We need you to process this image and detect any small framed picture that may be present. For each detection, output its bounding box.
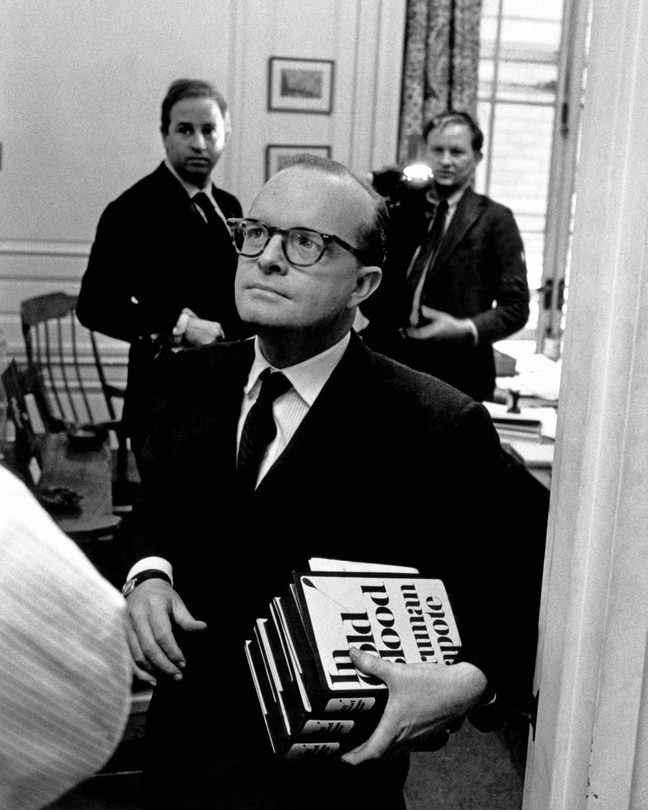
[268,57,335,114]
[265,145,331,181]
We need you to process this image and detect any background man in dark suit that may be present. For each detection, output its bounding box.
[361,110,530,402]
[120,155,528,809]
[77,78,249,460]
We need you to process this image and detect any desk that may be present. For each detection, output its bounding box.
[36,432,121,540]
[2,431,126,587]
[483,400,555,490]
[502,439,553,490]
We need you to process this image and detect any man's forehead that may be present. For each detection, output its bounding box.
[428,122,472,143]
[250,168,370,230]
[170,97,222,121]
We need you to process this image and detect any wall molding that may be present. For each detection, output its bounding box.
[0,240,91,258]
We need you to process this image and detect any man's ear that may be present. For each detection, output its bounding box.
[348,266,382,309]
[223,111,233,144]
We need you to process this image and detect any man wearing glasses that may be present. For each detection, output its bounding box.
[121,155,524,809]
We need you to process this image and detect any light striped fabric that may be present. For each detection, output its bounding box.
[0,465,132,810]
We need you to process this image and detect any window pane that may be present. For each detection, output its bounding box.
[487,104,555,217]
[501,0,564,22]
[481,0,501,17]
[493,61,558,103]
[478,0,568,346]
[479,59,495,93]
[499,19,561,62]
[475,101,491,192]
[518,230,545,292]
[480,17,499,59]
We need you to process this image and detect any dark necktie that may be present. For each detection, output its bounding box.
[237,370,292,493]
[406,199,449,294]
[193,191,221,229]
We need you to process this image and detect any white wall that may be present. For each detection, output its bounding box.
[0,0,405,364]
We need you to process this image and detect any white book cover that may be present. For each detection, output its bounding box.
[295,572,460,694]
[308,558,419,574]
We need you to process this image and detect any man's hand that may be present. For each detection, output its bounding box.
[405,306,476,343]
[173,307,225,346]
[125,579,207,682]
[340,648,488,765]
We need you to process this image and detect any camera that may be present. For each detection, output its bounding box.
[370,162,434,211]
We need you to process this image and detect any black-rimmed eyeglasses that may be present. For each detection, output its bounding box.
[227,218,364,268]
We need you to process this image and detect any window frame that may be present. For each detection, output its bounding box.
[476,0,590,358]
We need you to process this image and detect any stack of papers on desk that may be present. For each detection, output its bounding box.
[496,352,562,403]
[483,401,557,442]
[505,441,554,469]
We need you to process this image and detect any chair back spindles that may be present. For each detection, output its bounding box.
[69,315,94,424]
[19,291,125,433]
[18,291,137,510]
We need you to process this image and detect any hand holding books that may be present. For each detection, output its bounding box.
[245,558,489,760]
[340,649,488,765]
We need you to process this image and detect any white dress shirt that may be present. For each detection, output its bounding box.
[237,333,350,481]
[127,332,351,583]
[409,185,465,318]
[408,184,479,344]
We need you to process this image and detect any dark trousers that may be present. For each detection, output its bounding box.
[142,667,409,810]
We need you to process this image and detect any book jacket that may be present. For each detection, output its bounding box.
[292,572,461,695]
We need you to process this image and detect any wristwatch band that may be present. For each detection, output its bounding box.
[122,569,172,597]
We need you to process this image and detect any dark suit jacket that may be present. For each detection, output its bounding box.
[120,333,538,807]
[362,187,530,401]
[77,162,250,449]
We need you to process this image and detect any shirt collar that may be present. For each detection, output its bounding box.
[164,158,213,198]
[426,183,468,213]
[245,332,351,407]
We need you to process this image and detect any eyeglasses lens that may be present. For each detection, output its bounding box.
[285,230,324,265]
[232,221,325,266]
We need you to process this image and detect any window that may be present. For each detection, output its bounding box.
[476,0,589,357]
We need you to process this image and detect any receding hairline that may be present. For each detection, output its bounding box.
[257,158,377,225]
[249,154,388,267]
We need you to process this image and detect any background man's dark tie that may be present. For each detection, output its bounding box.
[406,198,449,294]
[192,192,221,229]
[237,369,292,493]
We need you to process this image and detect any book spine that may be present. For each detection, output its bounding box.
[245,639,372,758]
[278,590,386,714]
[253,623,379,739]
[247,570,463,760]
[282,741,341,760]
[244,639,280,756]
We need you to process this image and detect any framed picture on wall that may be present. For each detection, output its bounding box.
[265,145,331,180]
[268,57,334,114]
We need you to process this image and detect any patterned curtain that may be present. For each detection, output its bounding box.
[398,0,482,163]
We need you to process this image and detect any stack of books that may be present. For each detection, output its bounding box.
[489,413,543,443]
[245,559,461,760]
